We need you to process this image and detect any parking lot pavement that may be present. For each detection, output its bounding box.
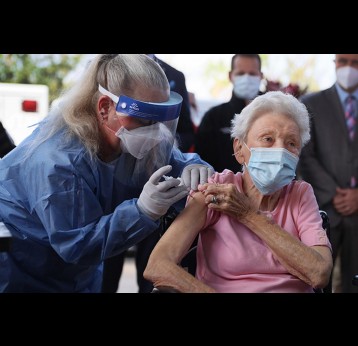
[116,257,138,293]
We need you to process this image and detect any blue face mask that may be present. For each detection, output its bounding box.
[244,144,299,195]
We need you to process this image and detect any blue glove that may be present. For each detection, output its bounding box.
[137,165,189,221]
[181,164,214,191]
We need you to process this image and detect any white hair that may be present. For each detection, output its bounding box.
[230,91,311,148]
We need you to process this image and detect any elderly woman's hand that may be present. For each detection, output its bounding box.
[198,183,257,220]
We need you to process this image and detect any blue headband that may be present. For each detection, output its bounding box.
[98,84,182,121]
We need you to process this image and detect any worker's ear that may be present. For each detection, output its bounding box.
[233,139,245,164]
[97,96,112,122]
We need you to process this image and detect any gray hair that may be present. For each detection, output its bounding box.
[230,91,311,148]
[26,54,169,158]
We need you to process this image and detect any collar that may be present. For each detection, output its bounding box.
[335,82,358,103]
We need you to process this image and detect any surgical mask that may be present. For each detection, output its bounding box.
[336,66,358,90]
[116,122,165,159]
[233,74,261,100]
[244,144,299,195]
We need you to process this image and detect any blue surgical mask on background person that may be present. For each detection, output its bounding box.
[336,66,358,90]
[233,75,261,100]
[244,143,299,195]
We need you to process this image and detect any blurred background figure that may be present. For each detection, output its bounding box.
[147,54,195,153]
[188,91,198,113]
[298,54,358,293]
[188,91,199,130]
[0,121,15,158]
[195,54,263,173]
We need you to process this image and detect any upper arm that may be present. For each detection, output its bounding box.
[150,190,208,264]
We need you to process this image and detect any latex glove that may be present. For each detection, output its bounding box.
[137,165,189,221]
[181,164,215,191]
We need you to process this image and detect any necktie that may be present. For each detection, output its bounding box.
[345,95,357,141]
[345,95,357,187]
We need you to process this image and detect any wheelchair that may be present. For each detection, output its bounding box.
[153,210,332,293]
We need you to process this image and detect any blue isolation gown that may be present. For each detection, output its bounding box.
[0,126,208,292]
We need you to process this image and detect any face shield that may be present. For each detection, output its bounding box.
[98,84,183,185]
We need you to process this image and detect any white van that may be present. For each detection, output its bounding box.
[0,83,49,145]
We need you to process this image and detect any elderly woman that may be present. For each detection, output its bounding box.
[144,91,333,293]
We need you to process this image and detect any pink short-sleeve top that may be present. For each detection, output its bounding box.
[195,170,332,293]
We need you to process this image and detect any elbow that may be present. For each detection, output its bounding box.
[144,255,181,292]
[143,257,158,285]
[311,261,333,289]
[143,255,167,287]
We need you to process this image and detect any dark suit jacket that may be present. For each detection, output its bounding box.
[298,85,358,226]
[195,92,245,173]
[154,56,194,152]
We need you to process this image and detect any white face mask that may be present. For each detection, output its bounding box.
[116,123,162,159]
[233,74,261,100]
[116,122,164,159]
[336,66,358,90]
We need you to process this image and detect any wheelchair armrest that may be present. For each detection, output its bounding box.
[352,275,358,286]
[152,286,181,293]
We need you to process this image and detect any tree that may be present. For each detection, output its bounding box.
[0,54,83,103]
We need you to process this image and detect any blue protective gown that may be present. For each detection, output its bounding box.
[0,126,209,292]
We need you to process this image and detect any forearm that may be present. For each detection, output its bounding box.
[144,191,214,292]
[242,212,331,288]
[144,258,216,293]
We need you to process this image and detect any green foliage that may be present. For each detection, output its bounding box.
[0,54,83,103]
[263,54,321,93]
[204,59,231,98]
[260,54,269,66]
[285,55,320,92]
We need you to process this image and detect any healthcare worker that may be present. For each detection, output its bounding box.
[0,54,213,292]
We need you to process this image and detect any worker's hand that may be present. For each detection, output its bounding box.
[181,164,214,191]
[137,165,189,221]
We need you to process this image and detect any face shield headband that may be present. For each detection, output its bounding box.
[98,84,182,121]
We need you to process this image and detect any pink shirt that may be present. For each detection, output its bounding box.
[195,170,332,293]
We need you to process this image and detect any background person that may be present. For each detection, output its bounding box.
[144,91,332,293]
[0,54,212,292]
[297,54,358,293]
[195,54,263,173]
[146,54,195,152]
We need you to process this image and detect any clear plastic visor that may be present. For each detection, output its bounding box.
[98,84,182,184]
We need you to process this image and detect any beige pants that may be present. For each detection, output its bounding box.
[332,249,342,293]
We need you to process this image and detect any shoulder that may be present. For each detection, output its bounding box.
[209,101,231,113]
[300,85,335,105]
[201,101,231,119]
[209,170,241,185]
[157,58,185,79]
[280,180,319,216]
[288,179,315,197]
[31,132,91,173]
